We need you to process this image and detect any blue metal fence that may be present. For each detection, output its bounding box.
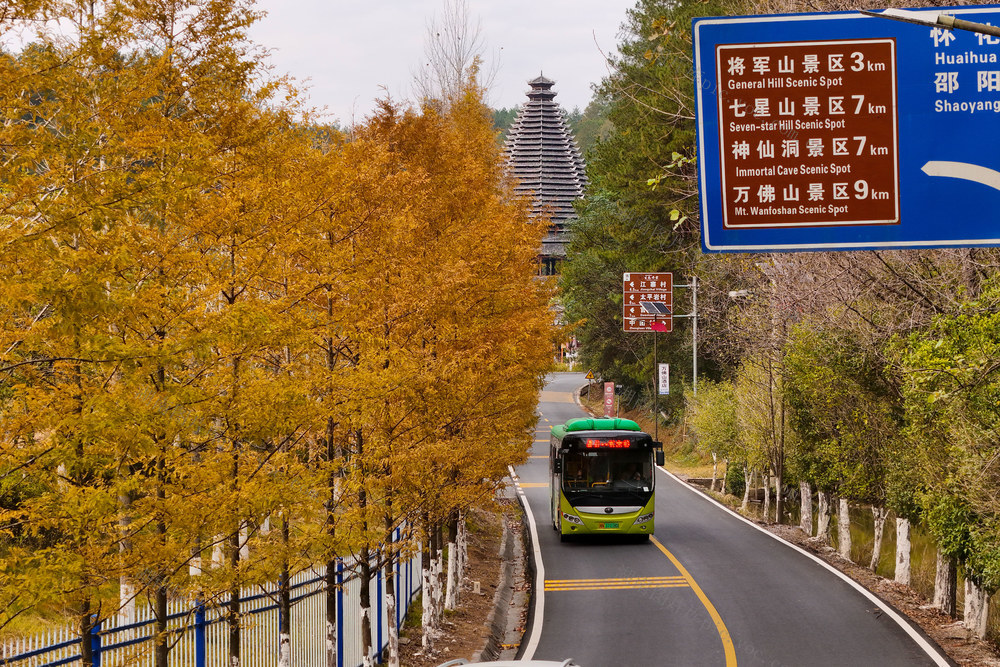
[0,544,420,667]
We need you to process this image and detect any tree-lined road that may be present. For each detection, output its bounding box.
[514,372,949,666]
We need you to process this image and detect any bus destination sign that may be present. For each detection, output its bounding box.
[585,438,632,449]
[718,39,899,229]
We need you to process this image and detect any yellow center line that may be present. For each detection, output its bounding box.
[651,536,737,667]
[518,482,547,488]
[529,455,547,459]
[545,576,688,592]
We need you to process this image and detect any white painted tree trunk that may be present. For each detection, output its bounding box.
[212,536,225,568]
[817,491,832,543]
[239,524,249,561]
[869,506,888,571]
[434,542,445,630]
[799,482,813,536]
[837,498,852,561]
[327,616,337,667]
[894,517,911,586]
[278,632,291,667]
[361,605,374,667]
[118,578,136,627]
[445,538,458,610]
[964,578,990,638]
[385,587,399,667]
[741,464,751,511]
[763,469,772,522]
[189,553,203,577]
[711,452,719,492]
[933,548,957,617]
[421,563,434,649]
[457,512,468,587]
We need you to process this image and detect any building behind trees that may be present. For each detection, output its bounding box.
[503,75,587,275]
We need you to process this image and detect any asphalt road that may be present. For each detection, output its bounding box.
[513,372,950,667]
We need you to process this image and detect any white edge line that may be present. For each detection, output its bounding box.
[510,463,545,661]
[657,465,951,667]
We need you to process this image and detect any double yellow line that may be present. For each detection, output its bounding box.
[545,575,688,592]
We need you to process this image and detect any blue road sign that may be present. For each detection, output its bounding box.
[694,5,1000,252]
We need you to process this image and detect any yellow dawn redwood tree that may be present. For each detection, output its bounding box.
[0,4,555,663]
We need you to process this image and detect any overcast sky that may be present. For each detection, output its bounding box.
[248,1,637,125]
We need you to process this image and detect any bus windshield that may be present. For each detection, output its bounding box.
[561,450,653,493]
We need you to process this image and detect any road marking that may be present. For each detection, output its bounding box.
[509,465,545,662]
[539,390,577,404]
[529,455,546,459]
[657,467,952,667]
[519,482,547,488]
[651,536,737,667]
[546,576,688,592]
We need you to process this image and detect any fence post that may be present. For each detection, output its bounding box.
[90,617,102,667]
[195,600,207,667]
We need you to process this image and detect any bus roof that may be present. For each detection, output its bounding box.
[551,417,642,439]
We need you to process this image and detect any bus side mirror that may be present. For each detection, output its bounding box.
[553,459,562,474]
[655,449,665,467]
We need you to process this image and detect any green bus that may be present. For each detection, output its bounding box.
[549,417,664,541]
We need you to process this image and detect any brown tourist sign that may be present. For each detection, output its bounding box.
[717,39,899,229]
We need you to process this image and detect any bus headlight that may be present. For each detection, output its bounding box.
[562,512,584,525]
[635,513,654,524]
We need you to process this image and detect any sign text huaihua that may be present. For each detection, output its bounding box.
[717,39,900,229]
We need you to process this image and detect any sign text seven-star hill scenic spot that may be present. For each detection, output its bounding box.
[693,5,1000,252]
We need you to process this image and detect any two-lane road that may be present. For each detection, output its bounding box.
[513,372,949,666]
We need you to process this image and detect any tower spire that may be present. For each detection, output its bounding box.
[503,75,586,275]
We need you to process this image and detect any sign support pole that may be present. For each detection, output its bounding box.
[653,324,659,444]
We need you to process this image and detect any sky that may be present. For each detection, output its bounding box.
[247,1,638,125]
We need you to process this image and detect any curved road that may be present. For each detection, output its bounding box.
[513,372,950,666]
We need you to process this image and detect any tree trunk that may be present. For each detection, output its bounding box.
[816,491,832,543]
[711,452,719,492]
[456,510,468,587]
[383,520,400,667]
[421,528,435,650]
[357,431,373,667]
[445,513,459,610]
[326,557,338,667]
[154,453,168,667]
[773,459,784,525]
[799,482,813,536]
[963,578,990,638]
[741,464,751,511]
[433,523,445,631]
[894,518,911,586]
[325,415,340,667]
[359,547,373,667]
[278,519,292,667]
[228,527,241,667]
[933,548,957,618]
[80,597,94,667]
[837,498,852,561]
[869,506,888,572]
[762,469,771,522]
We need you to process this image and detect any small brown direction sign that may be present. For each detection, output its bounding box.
[623,272,672,332]
[717,38,899,229]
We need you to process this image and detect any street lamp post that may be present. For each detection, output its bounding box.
[860,7,1000,38]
